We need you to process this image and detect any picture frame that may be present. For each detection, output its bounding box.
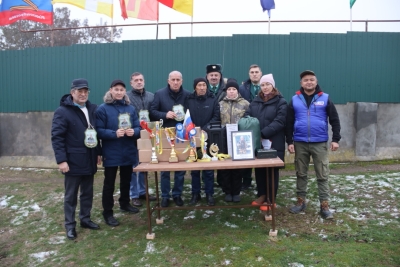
[231,131,255,160]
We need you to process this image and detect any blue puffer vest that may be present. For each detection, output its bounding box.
[292,91,329,142]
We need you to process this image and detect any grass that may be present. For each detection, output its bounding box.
[0,163,400,266]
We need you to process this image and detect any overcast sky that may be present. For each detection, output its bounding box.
[53,0,400,40]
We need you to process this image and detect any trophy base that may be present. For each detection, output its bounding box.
[187,156,197,162]
[211,157,218,161]
[150,159,158,164]
[169,157,179,163]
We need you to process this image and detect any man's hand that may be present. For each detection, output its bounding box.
[58,162,69,173]
[125,128,134,136]
[116,128,125,138]
[330,142,339,151]
[97,156,102,165]
[288,144,295,154]
[166,111,176,119]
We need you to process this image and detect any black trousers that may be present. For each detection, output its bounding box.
[255,167,280,203]
[102,165,132,218]
[64,174,94,230]
[219,169,242,195]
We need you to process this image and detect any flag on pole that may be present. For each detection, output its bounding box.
[350,0,357,8]
[123,0,158,21]
[260,0,275,18]
[158,0,193,17]
[0,0,53,26]
[52,0,113,18]
[183,110,195,140]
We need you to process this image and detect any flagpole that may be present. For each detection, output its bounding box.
[268,15,271,34]
[191,0,194,37]
[156,2,159,40]
[350,8,353,31]
[111,0,114,42]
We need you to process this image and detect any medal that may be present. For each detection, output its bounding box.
[118,113,131,129]
[84,127,97,148]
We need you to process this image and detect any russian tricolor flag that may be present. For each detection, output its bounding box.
[183,110,195,140]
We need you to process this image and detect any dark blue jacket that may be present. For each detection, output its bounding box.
[51,94,100,176]
[245,92,287,161]
[184,91,220,129]
[238,79,252,103]
[96,92,140,167]
[150,85,190,128]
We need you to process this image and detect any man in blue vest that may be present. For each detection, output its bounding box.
[286,70,341,220]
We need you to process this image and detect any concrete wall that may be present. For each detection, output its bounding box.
[0,103,399,168]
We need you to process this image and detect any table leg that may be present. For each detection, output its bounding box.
[154,171,163,224]
[145,172,155,239]
[269,167,278,237]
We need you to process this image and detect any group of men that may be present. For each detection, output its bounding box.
[51,64,341,241]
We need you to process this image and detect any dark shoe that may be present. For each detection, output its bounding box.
[189,193,201,205]
[320,201,334,220]
[131,198,143,207]
[80,220,100,230]
[224,194,233,202]
[173,196,184,206]
[104,216,120,227]
[120,205,139,214]
[66,228,77,240]
[206,194,215,206]
[139,194,156,201]
[289,197,307,214]
[232,194,241,203]
[161,197,169,207]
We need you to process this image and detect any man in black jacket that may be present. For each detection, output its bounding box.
[51,78,102,240]
[150,71,190,207]
[238,64,263,190]
[184,77,220,206]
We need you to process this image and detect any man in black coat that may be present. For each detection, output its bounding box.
[51,78,101,240]
[184,77,220,206]
[149,71,190,207]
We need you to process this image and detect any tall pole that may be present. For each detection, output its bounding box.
[268,16,271,34]
[350,8,353,31]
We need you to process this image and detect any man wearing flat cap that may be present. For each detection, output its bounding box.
[51,78,102,240]
[96,79,141,227]
[205,64,226,102]
[286,70,341,220]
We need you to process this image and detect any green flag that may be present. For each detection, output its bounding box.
[350,0,357,8]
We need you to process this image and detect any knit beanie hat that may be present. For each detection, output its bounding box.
[225,78,239,91]
[259,74,275,88]
[193,77,207,89]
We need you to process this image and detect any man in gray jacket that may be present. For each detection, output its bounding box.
[126,72,156,207]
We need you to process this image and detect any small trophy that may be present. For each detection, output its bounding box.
[165,127,179,163]
[209,143,219,161]
[140,120,163,164]
[187,128,197,162]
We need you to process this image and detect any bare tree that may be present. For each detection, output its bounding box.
[0,7,123,50]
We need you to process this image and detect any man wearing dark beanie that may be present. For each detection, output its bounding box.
[184,77,220,206]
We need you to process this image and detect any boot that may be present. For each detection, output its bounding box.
[289,197,306,214]
[320,200,334,220]
[189,193,201,205]
[206,194,215,206]
[251,195,265,206]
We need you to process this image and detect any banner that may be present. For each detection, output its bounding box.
[52,0,113,18]
[158,0,193,17]
[0,0,53,26]
[124,0,158,21]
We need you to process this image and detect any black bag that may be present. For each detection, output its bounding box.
[204,121,227,154]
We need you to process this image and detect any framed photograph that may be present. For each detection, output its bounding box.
[231,131,255,160]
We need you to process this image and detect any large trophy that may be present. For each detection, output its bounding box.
[140,119,163,164]
[165,127,179,163]
[187,128,198,162]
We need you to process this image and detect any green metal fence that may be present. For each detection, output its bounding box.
[1,31,399,112]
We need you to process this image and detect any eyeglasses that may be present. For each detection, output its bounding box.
[74,89,90,95]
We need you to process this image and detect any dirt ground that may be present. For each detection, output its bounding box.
[1,161,399,183]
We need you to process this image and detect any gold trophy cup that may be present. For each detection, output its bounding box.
[165,127,179,163]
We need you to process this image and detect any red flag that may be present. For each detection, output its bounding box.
[119,0,128,19]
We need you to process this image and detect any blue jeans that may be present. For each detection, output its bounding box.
[160,171,185,198]
[130,171,146,199]
[191,170,214,195]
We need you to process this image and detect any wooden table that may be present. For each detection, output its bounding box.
[133,157,284,239]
